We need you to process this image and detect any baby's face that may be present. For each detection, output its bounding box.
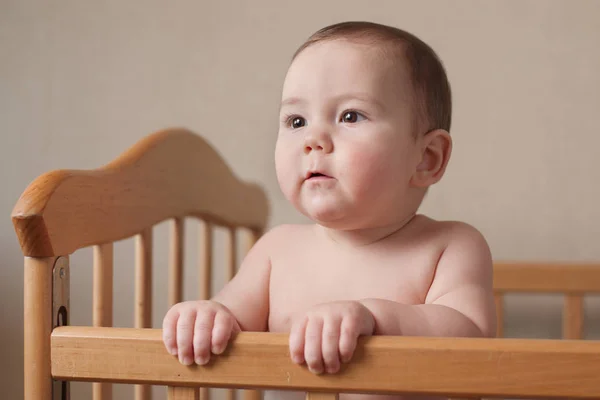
[275,39,423,229]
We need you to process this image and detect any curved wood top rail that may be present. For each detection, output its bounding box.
[12,128,269,257]
[494,262,600,293]
[52,327,600,399]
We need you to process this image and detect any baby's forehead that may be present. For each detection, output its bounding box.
[298,38,408,67]
[284,39,414,97]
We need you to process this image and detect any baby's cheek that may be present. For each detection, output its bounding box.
[344,147,409,202]
[346,149,391,182]
[275,145,307,206]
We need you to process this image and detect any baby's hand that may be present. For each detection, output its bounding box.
[162,300,241,366]
[289,301,375,374]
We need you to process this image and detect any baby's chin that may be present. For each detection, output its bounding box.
[295,198,359,228]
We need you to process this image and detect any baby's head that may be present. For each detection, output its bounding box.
[275,21,453,231]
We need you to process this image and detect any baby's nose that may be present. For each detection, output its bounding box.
[304,132,333,154]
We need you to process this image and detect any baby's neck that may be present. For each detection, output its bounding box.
[317,214,417,248]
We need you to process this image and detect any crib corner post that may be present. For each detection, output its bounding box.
[24,255,70,400]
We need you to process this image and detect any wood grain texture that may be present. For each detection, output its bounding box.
[11,128,269,257]
[494,262,600,292]
[51,327,600,399]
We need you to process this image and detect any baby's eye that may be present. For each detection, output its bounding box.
[341,111,366,123]
[290,116,306,129]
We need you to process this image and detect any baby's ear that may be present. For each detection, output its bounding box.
[411,129,452,188]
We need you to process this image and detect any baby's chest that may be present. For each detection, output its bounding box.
[267,251,436,332]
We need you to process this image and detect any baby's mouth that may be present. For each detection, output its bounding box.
[305,171,333,180]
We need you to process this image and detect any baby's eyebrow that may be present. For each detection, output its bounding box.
[279,93,385,113]
[332,93,385,111]
[279,97,305,111]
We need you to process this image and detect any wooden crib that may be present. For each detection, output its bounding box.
[12,128,600,400]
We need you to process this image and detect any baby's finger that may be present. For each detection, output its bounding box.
[211,311,234,355]
[321,318,341,374]
[162,308,180,356]
[193,310,215,365]
[304,317,324,374]
[339,317,359,363]
[176,309,197,365]
[289,316,307,365]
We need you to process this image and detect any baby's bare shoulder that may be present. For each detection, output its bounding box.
[414,216,488,249]
[409,216,491,282]
[420,217,492,282]
[440,221,489,257]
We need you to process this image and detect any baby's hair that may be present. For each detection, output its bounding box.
[292,21,452,134]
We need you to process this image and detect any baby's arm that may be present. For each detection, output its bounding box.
[162,227,273,365]
[360,223,496,338]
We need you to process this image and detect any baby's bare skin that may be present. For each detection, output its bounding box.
[266,218,495,400]
[164,216,495,400]
[163,27,496,400]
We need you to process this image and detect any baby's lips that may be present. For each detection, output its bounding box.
[304,170,333,179]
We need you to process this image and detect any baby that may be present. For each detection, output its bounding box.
[163,21,496,400]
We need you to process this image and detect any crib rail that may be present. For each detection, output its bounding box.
[493,262,600,339]
[52,327,600,399]
[494,262,600,292]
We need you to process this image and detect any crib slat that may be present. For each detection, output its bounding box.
[169,218,185,306]
[225,228,237,400]
[244,229,261,253]
[199,221,213,301]
[199,221,213,400]
[241,229,262,400]
[168,387,200,400]
[93,243,114,400]
[563,294,584,339]
[24,256,54,400]
[135,228,153,328]
[135,228,153,400]
[226,228,237,281]
[306,393,338,400]
[494,292,504,338]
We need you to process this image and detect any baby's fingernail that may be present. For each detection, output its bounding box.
[309,367,323,375]
[195,356,208,365]
[169,347,177,356]
[180,356,193,366]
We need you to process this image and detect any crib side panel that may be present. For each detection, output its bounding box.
[51,327,600,399]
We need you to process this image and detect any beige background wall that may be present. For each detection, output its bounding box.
[2,0,599,398]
